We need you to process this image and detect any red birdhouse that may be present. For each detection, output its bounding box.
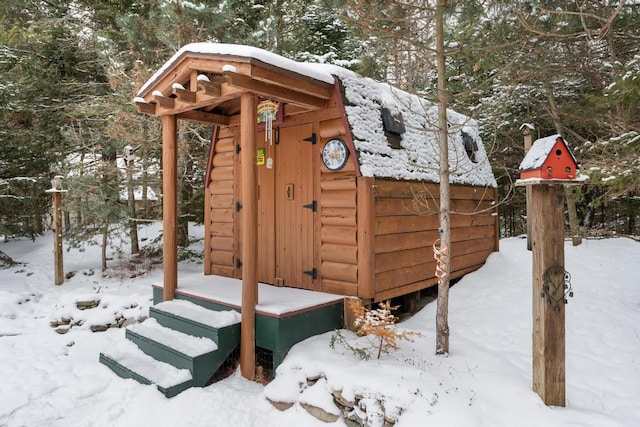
[519,135,579,180]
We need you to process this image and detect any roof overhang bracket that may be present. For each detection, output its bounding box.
[222,70,327,110]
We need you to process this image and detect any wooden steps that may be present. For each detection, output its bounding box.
[100,299,240,397]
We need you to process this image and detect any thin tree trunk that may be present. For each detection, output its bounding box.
[101,221,108,272]
[435,0,450,356]
[544,80,582,246]
[126,158,140,254]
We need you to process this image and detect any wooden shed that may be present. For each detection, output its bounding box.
[134,43,499,305]
[99,43,501,391]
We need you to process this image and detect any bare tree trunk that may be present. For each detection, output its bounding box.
[101,221,108,272]
[435,0,450,356]
[126,158,140,255]
[544,81,582,246]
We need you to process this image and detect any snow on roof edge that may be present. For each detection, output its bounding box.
[137,43,335,96]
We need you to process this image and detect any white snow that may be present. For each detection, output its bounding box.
[128,318,218,356]
[196,73,210,82]
[103,340,192,389]
[154,273,344,316]
[154,299,240,328]
[1,223,638,426]
[119,185,158,201]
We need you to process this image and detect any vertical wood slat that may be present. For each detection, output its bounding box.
[162,115,178,301]
[274,124,314,290]
[531,184,566,407]
[240,93,257,381]
[204,187,212,275]
[357,176,375,299]
[256,130,276,284]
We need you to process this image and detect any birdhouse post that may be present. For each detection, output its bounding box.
[516,135,581,407]
[46,176,68,286]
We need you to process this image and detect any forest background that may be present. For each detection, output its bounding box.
[1,0,638,266]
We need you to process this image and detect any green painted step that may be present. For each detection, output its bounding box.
[150,299,241,345]
[100,300,242,397]
[99,340,193,398]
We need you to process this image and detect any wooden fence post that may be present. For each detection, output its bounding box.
[530,183,566,406]
[46,175,67,286]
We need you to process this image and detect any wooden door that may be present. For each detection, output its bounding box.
[275,124,315,289]
[256,124,315,289]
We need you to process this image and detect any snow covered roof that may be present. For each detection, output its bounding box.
[320,65,497,187]
[519,134,577,171]
[137,43,335,97]
[138,43,497,188]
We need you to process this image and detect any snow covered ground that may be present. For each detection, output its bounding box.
[0,224,638,426]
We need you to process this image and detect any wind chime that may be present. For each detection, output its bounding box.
[257,98,279,169]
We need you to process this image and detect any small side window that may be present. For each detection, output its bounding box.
[461,131,478,163]
[381,107,406,149]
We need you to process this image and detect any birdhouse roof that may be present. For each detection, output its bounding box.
[519,134,578,171]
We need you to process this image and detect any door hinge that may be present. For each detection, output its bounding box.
[303,133,317,145]
[236,144,241,154]
[236,201,242,211]
[236,258,243,269]
[303,268,318,280]
[303,200,317,212]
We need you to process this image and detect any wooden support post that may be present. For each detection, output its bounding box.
[53,191,63,285]
[162,115,178,301]
[240,92,258,380]
[47,176,67,286]
[53,194,64,286]
[124,146,140,255]
[531,183,566,406]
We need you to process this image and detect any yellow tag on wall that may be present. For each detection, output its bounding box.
[256,147,266,166]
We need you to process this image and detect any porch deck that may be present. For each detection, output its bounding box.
[152,273,345,368]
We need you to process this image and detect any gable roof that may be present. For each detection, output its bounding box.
[137,43,497,188]
[519,134,578,171]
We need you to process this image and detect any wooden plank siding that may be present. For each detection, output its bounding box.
[370,179,498,302]
[318,115,359,296]
[204,117,499,305]
[205,126,238,278]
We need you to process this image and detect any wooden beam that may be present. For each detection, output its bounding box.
[176,110,230,125]
[240,92,258,381]
[154,93,175,109]
[155,89,245,116]
[357,176,376,299]
[135,101,156,115]
[250,64,334,99]
[198,80,222,96]
[173,88,196,103]
[224,71,327,110]
[531,183,566,406]
[162,115,178,301]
